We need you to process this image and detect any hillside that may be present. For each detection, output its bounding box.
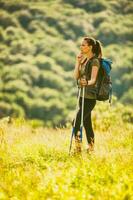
[0,0,133,125]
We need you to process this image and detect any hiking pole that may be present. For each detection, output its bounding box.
[69,88,81,155]
[79,86,85,142]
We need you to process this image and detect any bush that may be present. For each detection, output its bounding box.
[51,50,75,71]
[14,91,33,111]
[121,88,133,106]
[0,27,5,42]
[0,102,11,118]
[4,26,21,45]
[28,98,67,125]
[121,105,133,123]
[37,71,66,91]
[0,1,28,13]
[0,101,25,118]
[34,55,54,70]
[0,10,17,28]
[62,0,107,12]
[27,119,44,128]
[0,92,15,103]
[1,67,20,82]
[11,103,25,117]
[28,20,40,33]
[16,10,32,29]
[97,14,132,45]
[10,39,36,55]
[4,80,30,93]
[33,88,60,100]
[110,0,133,14]
[11,64,40,84]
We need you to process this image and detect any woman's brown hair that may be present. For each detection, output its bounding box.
[83,37,102,58]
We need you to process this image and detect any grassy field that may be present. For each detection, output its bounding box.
[0,117,133,200]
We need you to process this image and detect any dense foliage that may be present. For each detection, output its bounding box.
[0,0,133,125]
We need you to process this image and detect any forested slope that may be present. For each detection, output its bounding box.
[0,0,132,125]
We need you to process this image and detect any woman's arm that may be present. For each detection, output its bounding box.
[80,65,99,86]
[87,65,99,85]
[73,53,84,80]
[73,60,80,80]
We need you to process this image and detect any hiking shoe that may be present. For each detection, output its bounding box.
[86,144,94,154]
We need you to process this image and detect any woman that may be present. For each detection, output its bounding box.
[73,36,102,153]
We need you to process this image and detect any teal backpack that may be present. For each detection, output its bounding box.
[96,58,112,103]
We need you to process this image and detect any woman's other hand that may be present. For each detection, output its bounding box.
[80,78,88,87]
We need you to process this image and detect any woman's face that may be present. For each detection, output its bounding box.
[80,40,91,54]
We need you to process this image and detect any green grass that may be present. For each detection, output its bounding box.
[0,118,133,200]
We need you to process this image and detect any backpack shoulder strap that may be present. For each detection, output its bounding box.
[85,56,97,75]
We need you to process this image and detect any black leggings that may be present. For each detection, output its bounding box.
[74,97,96,144]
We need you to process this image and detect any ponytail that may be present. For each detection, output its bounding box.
[95,40,102,58]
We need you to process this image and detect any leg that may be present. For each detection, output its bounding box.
[83,99,96,149]
[84,112,94,144]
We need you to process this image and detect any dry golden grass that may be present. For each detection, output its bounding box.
[0,117,133,200]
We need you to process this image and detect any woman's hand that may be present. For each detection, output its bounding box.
[76,52,84,65]
[74,52,84,80]
[79,78,88,87]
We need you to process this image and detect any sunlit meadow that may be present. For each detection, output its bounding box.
[0,106,133,200]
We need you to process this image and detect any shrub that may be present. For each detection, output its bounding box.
[33,88,60,100]
[34,55,54,70]
[0,27,5,42]
[0,10,17,28]
[121,88,133,106]
[9,63,40,84]
[28,119,44,128]
[0,101,25,118]
[0,102,11,118]
[10,39,36,55]
[14,91,33,110]
[37,71,66,91]
[4,80,30,93]
[62,0,107,12]
[28,20,40,33]
[4,26,21,45]
[16,10,32,29]
[0,1,28,13]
